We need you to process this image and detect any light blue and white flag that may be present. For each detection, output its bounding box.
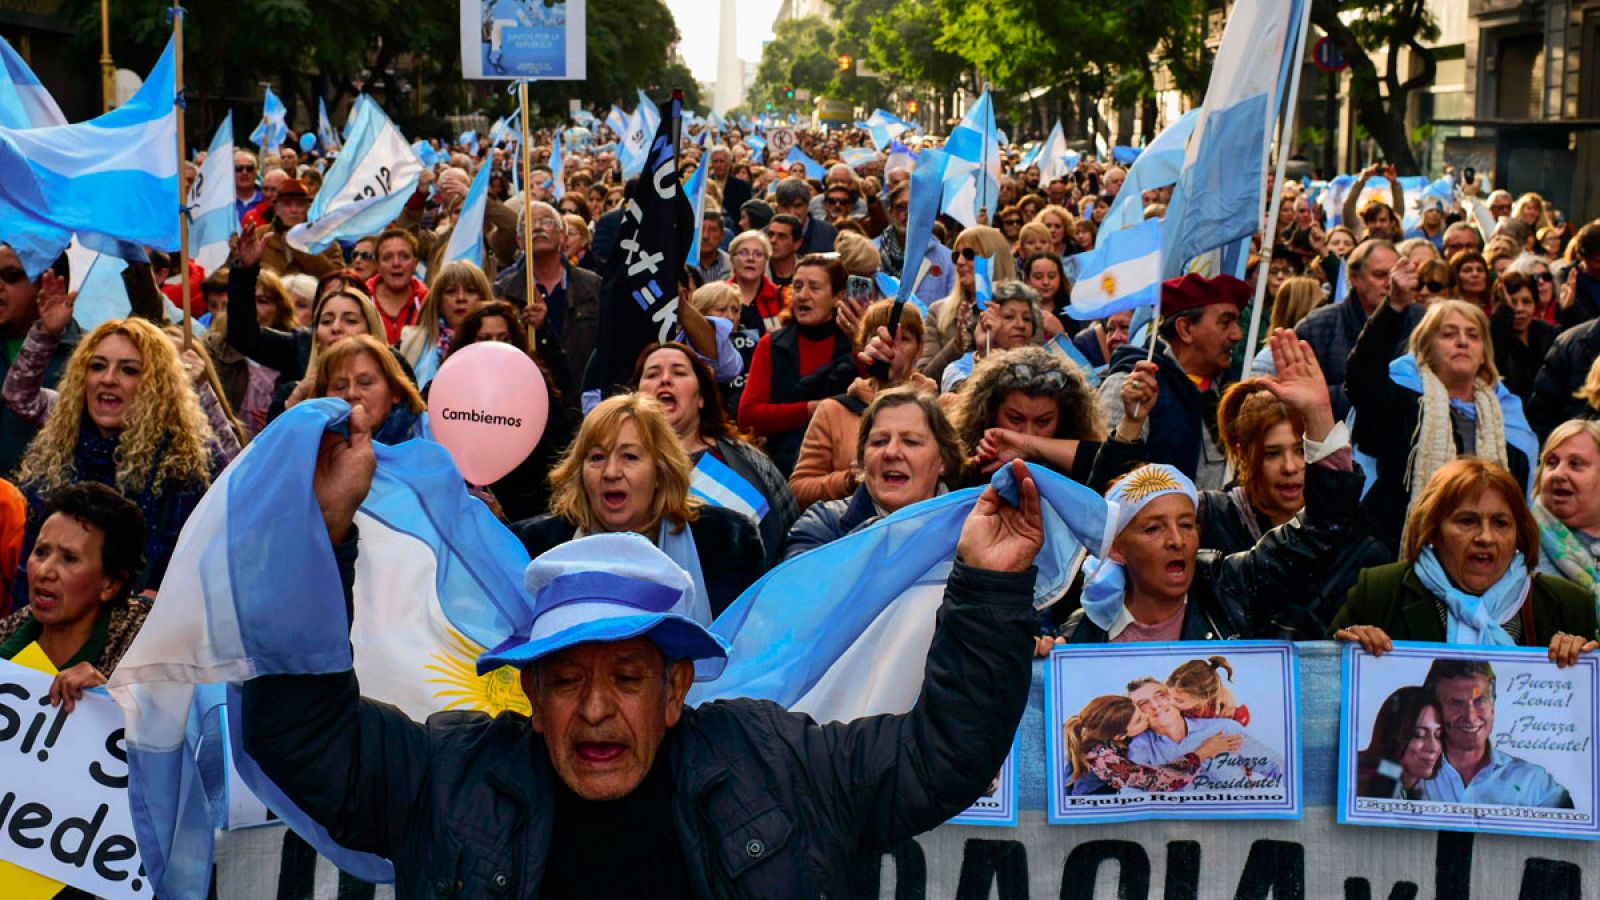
[108,400,540,898]
[1064,216,1163,321]
[605,103,627,137]
[0,37,179,277]
[619,92,659,179]
[943,90,1001,226]
[685,133,711,261]
[1161,0,1305,278]
[893,147,950,313]
[863,108,914,151]
[549,129,565,200]
[287,96,422,254]
[442,156,494,270]
[1097,109,1199,245]
[689,463,1111,720]
[1023,121,1073,186]
[188,112,238,274]
[1319,173,1354,227]
[840,147,876,171]
[249,86,287,154]
[707,110,725,132]
[458,129,478,149]
[783,144,825,179]
[1111,146,1140,166]
[973,253,993,310]
[1043,333,1102,387]
[317,98,341,153]
[0,35,66,129]
[689,453,769,523]
[743,134,767,162]
[487,115,511,146]
[884,139,916,176]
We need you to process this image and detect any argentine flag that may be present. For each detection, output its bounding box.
[619,91,659,179]
[249,86,287,154]
[442,156,494,270]
[863,108,914,151]
[1063,216,1163,321]
[1161,0,1306,278]
[784,144,826,180]
[689,454,769,523]
[0,36,66,129]
[287,96,423,254]
[1097,109,1199,245]
[840,147,876,171]
[690,463,1111,721]
[1043,333,1102,387]
[317,98,341,153]
[1020,120,1073,185]
[743,134,767,162]
[685,133,712,260]
[942,90,1001,226]
[972,253,993,311]
[0,37,179,277]
[108,400,537,897]
[188,113,238,274]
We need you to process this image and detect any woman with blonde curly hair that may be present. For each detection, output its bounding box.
[508,393,764,617]
[6,314,224,606]
[953,345,1105,485]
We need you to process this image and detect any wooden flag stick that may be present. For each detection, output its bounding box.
[519,81,535,348]
[171,1,192,349]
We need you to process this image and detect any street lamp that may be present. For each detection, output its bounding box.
[100,0,116,111]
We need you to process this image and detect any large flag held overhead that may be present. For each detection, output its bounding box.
[1160,0,1306,278]
[1020,120,1073,186]
[249,86,287,154]
[316,98,341,153]
[287,96,423,254]
[783,144,826,180]
[0,36,66,129]
[689,463,1110,721]
[618,90,660,179]
[1064,216,1164,321]
[863,108,914,151]
[942,90,1001,227]
[1097,109,1199,244]
[108,400,539,898]
[583,92,693,396]
[188,112,238,274]
[442,152,494,272]
[0,37,179,277]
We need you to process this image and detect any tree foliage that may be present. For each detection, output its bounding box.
[1311,0,1438,174]
[747,17,838,114]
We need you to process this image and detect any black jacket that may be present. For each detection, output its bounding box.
[1347,301,1530,552]
[1104,338,1222,484]
[508,507,765,618]
[1064,447,1371,642]
[240,538,1036,900]
[1527,317,1600,441]
[1490,303,1557,405]
[492,258,603,398]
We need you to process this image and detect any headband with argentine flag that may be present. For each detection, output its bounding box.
[1081,464,1199,632]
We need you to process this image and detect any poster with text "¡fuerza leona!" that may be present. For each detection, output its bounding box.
[461,0,586,80]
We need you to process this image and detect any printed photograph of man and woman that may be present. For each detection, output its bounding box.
[1046,643,1301,823]
[1340,646,1599,840]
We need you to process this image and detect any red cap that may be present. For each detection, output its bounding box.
[1159,273,1251,318]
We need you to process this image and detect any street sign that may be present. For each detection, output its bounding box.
[1312,37,1348,73]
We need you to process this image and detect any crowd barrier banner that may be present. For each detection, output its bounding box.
[460,0,586,81]
[201,643,1600,898]
[0,660,148,899]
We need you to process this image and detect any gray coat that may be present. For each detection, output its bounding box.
[241,539,1036,899]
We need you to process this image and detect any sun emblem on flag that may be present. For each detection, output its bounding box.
[426,628,532,715]
[1100,273,1118,297]
[1121,466,1183,502]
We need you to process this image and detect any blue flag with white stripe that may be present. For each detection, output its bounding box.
[108,400,540,897]
[689,463,1110,720]
[689,453,770,523]
[783,144,826,180]
[1064,216,1164,321]
[317,98,342,153]
[188,112,238,274]
[287,96,422,254]
[250,86,287,154]
[1097,109,1198,245]
[1161,0,1305,278]
[442,157,494,269]
[973,254,993,311]
[743,134,767,162]
[0,37,179,277]
[0,36,66,129]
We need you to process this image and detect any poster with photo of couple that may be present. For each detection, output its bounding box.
[948,733,1018,827]
[1338,642,1600,841]
[1044,642,1301,824]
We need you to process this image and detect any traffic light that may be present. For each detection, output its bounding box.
[837,54,852,72]
[785,86,794,99]
[766,102,773,110]
[906,99,918,115]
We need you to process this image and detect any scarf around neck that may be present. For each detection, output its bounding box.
[1534,500,1600,611]
[1413,544,1529,646]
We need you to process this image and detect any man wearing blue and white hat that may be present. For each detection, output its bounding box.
[242,406,1046,899]
[1066,329,1369,642]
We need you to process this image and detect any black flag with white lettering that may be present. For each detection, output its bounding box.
[584,92,694,397]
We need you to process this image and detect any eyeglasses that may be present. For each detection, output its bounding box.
[351,251,376,262]
[957,247,978,262]
[733,249,767,260]
[0,266,28,285]
[235,164,256,173]
[529,217,562,230]
[891,203,909,213]
[1001,218,1022,227]
[1420,281,1447,293]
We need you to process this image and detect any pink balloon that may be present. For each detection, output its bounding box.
[428,342,549,485]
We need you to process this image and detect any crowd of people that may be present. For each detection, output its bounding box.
[3,108,1600,891]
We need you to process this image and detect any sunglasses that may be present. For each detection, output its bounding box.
[1533,272,1554,283]
[235,164,256,173]
[0,266,28,285]
[825,196,852,206]
[957,247,978,262]
[1421,281,1447,293]
[891,203,909,213]
[350,251,376,262]
[1001,218,1022,227]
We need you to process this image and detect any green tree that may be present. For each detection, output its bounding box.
[1311,0,1438,174]
[747,16,838,114]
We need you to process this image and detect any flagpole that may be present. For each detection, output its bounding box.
[1241,0,1313,367]
[171,1,192,349]
[518,80,535,348]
